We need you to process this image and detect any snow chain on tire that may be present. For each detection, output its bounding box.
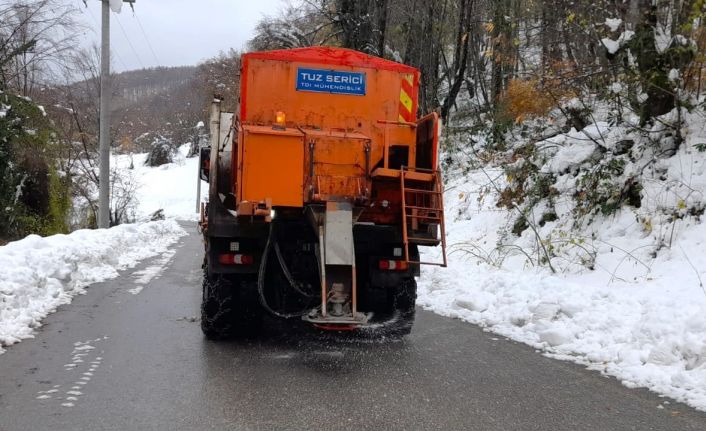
[201,268,262,339]
[386,278,417,338]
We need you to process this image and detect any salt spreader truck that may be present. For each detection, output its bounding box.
[198,47,447,338]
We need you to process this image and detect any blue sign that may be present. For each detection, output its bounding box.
[296,68,366,96]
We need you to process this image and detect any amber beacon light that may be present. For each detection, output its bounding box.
[274,111,286,129]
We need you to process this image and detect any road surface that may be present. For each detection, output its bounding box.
[1,223,705,430]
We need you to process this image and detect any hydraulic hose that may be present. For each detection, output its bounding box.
[257,222,315,319]
[274,241,314,298]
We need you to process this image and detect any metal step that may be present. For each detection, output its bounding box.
[407,237,440,244]
[404,205,441,211]
[400,167,447,268]
[404,188,441,195]
[404,214,442,221]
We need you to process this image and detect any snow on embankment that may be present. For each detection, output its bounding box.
[419,117,706,410]
[0,220,186,353]
[113,144,207,222]
[419,252,706,410]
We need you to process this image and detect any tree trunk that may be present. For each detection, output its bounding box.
[375,0,388,56]
[336,0,374,53]
[491,1,510,106]
[441,0,474,122]
[541,0,563,71]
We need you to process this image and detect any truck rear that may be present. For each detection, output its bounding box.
[199,47,446,337]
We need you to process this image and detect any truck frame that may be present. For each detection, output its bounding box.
[199,47,446,338]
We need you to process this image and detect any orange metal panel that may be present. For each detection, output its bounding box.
[303,130,371,201]
[302,129,370,140]
[417,112,440,171]
[371,168,434,182]
[233,47,436,212]
[241,126,305,207]
[238,48,421,187]
[241,59,418,129]
[380,124,417,169]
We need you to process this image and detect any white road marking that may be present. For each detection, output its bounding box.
[129,250,176,294]
[39,337,109,408]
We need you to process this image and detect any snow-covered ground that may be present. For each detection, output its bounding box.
[114,144,207,221]
[3,121,706,412]
[419,113,706,411]
[0,145,201,353]
[0,220,186,353]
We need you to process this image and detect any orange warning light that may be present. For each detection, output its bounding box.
[274,111,286,129]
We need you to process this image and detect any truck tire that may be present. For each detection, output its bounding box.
[386,278,417,338]
[201,269,263,339]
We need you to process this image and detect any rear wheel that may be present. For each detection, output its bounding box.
[385,278,417,338]
[201,269,263,339]
[363,277,417,338]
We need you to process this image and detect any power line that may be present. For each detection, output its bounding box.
[114,12,146,69]
[134,12,160,66]
[82,2,129,71]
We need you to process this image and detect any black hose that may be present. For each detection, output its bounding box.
[257,222,314,319]
[274,241,314,298]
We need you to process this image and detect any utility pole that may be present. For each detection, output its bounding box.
[98,0,135,229]
[98,0,110,229]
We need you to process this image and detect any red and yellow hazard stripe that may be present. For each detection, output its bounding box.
[398,74,415,123]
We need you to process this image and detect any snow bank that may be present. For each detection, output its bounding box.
[419,257,706,410]
[113,144,207,221]
[539,136,597,173]
[423,109,706,410]
[0,220,186,353]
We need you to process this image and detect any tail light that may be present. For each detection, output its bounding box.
[218,254,254,265]
[379,259,409,271]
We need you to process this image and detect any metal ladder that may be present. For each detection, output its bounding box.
[400,167,448,267]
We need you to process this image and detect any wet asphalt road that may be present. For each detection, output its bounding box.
[1,224,706,431]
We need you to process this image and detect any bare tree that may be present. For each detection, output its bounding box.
[440,0,474,122]
[249,2,337,51]
[0,0,81,96]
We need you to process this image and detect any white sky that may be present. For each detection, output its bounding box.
[78,0,283,72]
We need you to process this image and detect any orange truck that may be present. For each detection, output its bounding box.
[199,47,446,338]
